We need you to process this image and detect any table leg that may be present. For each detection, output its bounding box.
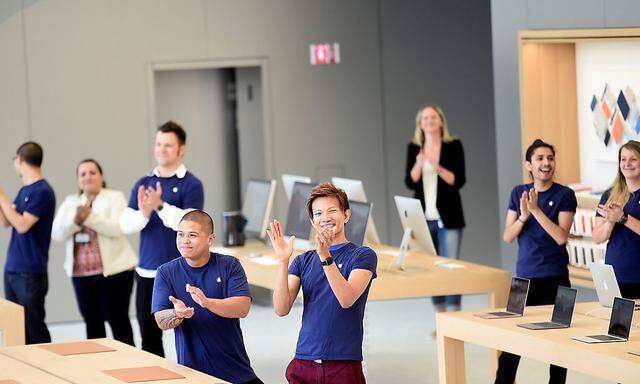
[437,334,466,384]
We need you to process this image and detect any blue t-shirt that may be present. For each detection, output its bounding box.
[508,183,576,279]
[128,171,204,270]
[6,179,56,274]
[151,253,256,384]
[598,189,640,283]
[288,242,377,361]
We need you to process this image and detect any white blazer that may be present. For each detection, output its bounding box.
[51,188,137,277]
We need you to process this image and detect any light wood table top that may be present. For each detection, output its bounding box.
[0,338,227,384]
[0,353,70,383]
[214,241,511,306]
[0,299,24,346]
[436,303,640,383]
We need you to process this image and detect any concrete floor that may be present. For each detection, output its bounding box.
[49,292,613,383]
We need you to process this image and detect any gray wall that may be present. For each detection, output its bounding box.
[0,0,498,322]
[154,68,240,221]
[380,0,499,267]
[491,0,640,271]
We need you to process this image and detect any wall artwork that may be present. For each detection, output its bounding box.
[577,41,640,190]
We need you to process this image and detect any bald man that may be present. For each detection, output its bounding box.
[151,210,261,384]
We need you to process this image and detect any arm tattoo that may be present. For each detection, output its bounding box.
[154,308,185,330]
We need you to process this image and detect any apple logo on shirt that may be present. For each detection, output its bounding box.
[24,196,29,202]
[338,263,342,269]
[173,187,178,193]
[549,201,553,206]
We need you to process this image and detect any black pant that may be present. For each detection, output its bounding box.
[136,273,164,357]
[619,282,640,299]
[241,377,264,384]
[72,270,135,346]
[4,271,51,344]
[495,274,570,384]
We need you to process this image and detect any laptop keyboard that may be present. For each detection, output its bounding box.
[590,335,622,341]
[487,311,512,316]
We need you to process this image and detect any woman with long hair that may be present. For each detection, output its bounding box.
[593,140,640,298]
[404,104,466,330]
[52,159,137,345]
[497,139,576,384]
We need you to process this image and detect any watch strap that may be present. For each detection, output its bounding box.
[321,256,334,266]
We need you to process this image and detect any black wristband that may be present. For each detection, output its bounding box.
[321,256,334,266]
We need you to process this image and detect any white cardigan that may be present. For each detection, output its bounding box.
[51,188,137,277]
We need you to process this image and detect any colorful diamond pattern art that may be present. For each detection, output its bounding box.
[591,83,640,147]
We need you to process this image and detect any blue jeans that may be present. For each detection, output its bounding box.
[4,271,51,344]
[427,220,463,309]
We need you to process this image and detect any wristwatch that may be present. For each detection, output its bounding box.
[620,213,629,225]
[321,256,334,266]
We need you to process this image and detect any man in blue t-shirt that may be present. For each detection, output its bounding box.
[0,142,56,344]
[268,183,377,384]
[151,210,262,384]
[120,121,204,357]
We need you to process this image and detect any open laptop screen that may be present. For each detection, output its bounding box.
[551,286,577,325]
[506,277,529,314]
[609,297,634,339]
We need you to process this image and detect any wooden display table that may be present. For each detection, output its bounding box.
[215,241,511,307]
[0,338,227,383]
[0,299,24,346]
[569,265,595,289]
[0,353,70,383]
[436,303,640,383]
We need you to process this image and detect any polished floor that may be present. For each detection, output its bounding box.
[49,291,611,383]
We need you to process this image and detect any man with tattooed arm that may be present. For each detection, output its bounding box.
[151,210,262,384]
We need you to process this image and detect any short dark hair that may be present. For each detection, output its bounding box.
[306,183,350,219]
[16,142,43,167]
[180,210,214,235]
[525,139,555,162]
[157,121,186,146]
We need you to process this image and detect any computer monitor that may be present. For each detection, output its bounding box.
[344,200,371,246]
[241,179,277,239]
[551,286,577,326]
[393,195,437,269]
[331,177,381,245]
[506,277,530,315]
[282,174,312,201]
[284,181,317,249]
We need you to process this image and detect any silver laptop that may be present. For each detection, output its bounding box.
[517,286,577,330]
[591,263,640,309]
[572,297,634,344]
[476,277,530,319]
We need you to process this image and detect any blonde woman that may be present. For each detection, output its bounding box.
[404,105,466,320]
[593,140,640,299]
[52,159,137,345]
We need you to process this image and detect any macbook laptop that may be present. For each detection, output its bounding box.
[591,263,640,309]
[476,277,530,319]
[572,297,634,344]
[517,286,577,330]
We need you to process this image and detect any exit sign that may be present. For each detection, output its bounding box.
[309,43,340,65]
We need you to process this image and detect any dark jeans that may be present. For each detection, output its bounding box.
[285,358,365,384]
[619,282,640,299]
[241,377,265,384]
[4,271,51,344]
[495,274,570,384]
[427,220,462,308]
[72,269,134,346]
[136,273,164,357]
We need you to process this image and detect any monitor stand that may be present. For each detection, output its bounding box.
[293,238,313,251]
[395,228,413,270]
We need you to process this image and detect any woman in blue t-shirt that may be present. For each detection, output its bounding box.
[496,139,576,384]
[593,140,640,298]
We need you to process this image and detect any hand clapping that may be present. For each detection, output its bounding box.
[597,202,624,223]
[137,181,163,218]
[168,295,194,319]
[266,220,295,263]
